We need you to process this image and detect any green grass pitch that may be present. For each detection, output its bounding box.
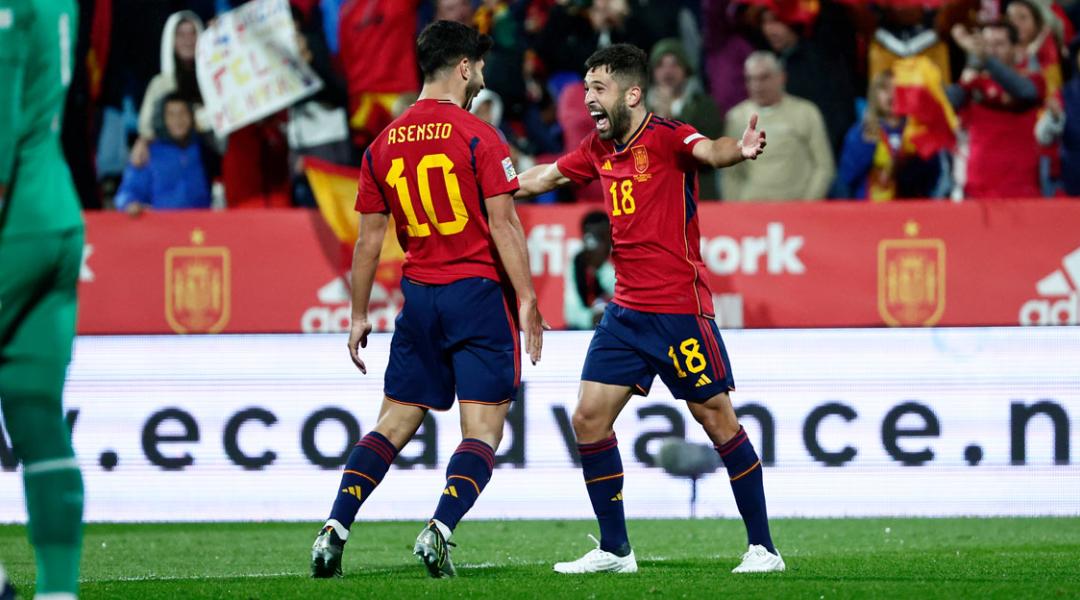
[2,518,1078,598]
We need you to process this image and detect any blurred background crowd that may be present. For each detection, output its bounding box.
[62,0,1080,213]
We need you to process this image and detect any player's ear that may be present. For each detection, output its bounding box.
[625,84,643,108]
[459,57,471,82]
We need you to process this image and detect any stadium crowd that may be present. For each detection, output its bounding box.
[64,0,1080,209]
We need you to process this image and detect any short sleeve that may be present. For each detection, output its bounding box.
[672,121,707,171]
[474,132,519,198]
[354,148,390,214]
[556,135,599,185]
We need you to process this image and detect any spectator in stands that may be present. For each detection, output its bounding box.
[647,38,724,199]
[339,0,421,147]
[757,4,856,158]
[131,11,211,167]
[722,52,834,201]
[1007,0,1063,93]
[1036,35,1080,196]
[531,0,654,76]
[288,6,354,208]
[436,0,474,25]
[565,211,615,330]
[114,94,212,215]
[948,21,1046,199]
[702,0,753,116]
[475,1,530,121]
[867,0,953,84]
[836,70,942,200]
[470,88,537,173]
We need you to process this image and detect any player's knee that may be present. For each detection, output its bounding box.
[460,424,503,450]
[0,394,72,464]
[571,407,609,441]
[697,407,739,442]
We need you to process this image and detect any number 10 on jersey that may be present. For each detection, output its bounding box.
[385,153,468,237]
[609,180,635,216]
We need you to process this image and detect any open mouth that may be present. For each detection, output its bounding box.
[590,109,610,132]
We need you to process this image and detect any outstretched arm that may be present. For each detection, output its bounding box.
[691,112,767,169]
[515,162,573,198]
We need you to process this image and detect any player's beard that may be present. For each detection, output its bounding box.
[463,80,483,111]
[598,99,632,142]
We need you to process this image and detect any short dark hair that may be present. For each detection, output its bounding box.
[985,20,1021,45]
[417,20,493,81]
[584,44,649,90]
[160,92,192,113]
[581,210,609,232]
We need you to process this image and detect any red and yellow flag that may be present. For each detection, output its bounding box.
[302,157,404,284]
[891,55,958,160]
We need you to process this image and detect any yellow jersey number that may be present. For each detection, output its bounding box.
[608,179,635,216]
[385,153,468,237]
[667,338,708,379]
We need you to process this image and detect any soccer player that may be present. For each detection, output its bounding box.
[310,20,546,579]
[516,44,784,574]
[0,1,86,598]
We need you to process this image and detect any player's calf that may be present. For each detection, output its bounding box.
[311,429,401,578]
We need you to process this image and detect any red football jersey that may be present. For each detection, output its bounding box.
[339,0,420,95]
[557,114,714,316]
[355,99,519,285]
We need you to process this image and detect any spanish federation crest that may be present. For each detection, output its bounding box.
[877,221,945,326]
[631,145,648,173]
[165,229,231,334]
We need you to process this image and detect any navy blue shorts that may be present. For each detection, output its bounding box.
[384,277,520,411]
[581,303,735,403]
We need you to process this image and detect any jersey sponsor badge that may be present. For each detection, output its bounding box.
[502,157,516,181]
[0,9,12,29]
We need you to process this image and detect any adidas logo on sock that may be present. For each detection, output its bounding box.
[694,374,713,388]
[1020,246,1080,325]
[341,486,362,500]
[611,492,623,502]
[443,485,458,498]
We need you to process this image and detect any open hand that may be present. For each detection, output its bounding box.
[739,113,766,160]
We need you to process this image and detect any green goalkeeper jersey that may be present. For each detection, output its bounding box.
[0,0,82,241]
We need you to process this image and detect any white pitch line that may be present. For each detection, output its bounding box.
[89,571,304,583]
[85,556,707,583]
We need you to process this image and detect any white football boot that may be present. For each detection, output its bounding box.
[553,535,638,574]
[732,544,785,573]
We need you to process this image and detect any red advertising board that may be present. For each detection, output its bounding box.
[78,201,1080,334]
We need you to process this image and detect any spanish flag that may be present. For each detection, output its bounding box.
[302,157,361,245]
[891,55,958,160]
[302,157,404,279]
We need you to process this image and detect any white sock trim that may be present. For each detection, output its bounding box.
[431,518,452,542]
[324,518,349,541]
[23,457,79,475]
[33,594,78,600]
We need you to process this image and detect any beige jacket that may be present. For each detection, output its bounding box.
[721,95,835,202]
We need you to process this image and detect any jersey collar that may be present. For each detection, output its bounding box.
[611,112,653,154]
